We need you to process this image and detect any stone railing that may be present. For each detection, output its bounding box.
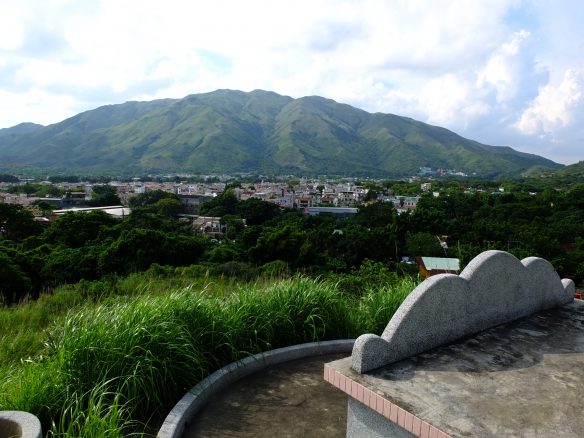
[352,250,575,373]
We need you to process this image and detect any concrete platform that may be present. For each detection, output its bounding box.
[184,354,348,437]
[326,300,584,437]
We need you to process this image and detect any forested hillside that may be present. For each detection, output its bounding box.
[0,90,561,177]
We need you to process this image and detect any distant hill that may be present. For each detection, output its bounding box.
[0,89,562,177]
[0,122,43,138]
[554,160,584,178]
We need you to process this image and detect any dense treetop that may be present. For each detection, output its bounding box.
[1,176,583,304]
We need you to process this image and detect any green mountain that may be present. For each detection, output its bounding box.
[0,122,43,138]
[555,160,584,178]
[0,89,562,177]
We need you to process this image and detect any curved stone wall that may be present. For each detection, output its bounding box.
[157,339,355,438]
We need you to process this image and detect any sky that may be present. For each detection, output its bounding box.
[0,0,583,165]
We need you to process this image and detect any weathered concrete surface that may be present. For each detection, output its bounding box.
[331,300,584,437]
[347,398,414,438]
[159,340,354,438]
[0,411,42,438]
[353,250,575,373]
[184,354,348,438]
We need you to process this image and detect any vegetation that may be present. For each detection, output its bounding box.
[2,177,584,305]
[1,173,583,436]
[0,271,415,436]
[0,90,560,177]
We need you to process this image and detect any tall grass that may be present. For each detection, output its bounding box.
[48,380,137,438]
[356,277,419,334]
[0,274,417,436]
[0,287,86,366]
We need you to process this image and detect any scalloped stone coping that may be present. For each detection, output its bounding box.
[0,411,42,438]
[157,339,355,438]
[352,250,576,373]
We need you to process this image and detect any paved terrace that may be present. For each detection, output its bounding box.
[326,299,584,437]
[325,250,580,437]
[183,354,348,437]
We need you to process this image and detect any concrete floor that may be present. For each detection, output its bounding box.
[184,354,348,438]
[328,300,584,437]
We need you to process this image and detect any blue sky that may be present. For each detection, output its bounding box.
[0,0,583,165]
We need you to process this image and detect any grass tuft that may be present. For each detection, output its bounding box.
[0,273,417,435]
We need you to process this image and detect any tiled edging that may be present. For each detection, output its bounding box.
[157,339,355,438]
[324,364,452,438]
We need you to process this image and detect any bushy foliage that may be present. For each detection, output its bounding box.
[3,275,399,434]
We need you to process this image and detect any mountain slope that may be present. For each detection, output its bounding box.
[0,89,562,177]
[554,160,584,178]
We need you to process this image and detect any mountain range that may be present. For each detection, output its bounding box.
[0,89,562,177]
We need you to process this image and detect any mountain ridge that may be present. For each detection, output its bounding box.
[0,89,562,177]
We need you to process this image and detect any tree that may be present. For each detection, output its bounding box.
[155,198,183,217]
[42,210,117,248]
[86,185,121,207]
[128,190,179,209]
[98,228,208,275]
[0,251,32,304]
[0,203,42,241]
[352,202,397,228]
[198,190,238,217]
[250,225,306,265]
[42,247,100,285]
[405,232,445,257]
[31,200,54,216]
[0,174,19,183]
[236,198,281,226]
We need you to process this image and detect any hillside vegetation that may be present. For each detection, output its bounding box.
[1,176,583,435]
[0,89,561,177]
[0,272,416,436]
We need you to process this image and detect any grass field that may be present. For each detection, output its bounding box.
[0,269,417,437]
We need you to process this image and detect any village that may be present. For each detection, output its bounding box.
[0,176,424,221]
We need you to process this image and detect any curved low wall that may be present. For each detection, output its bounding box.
[0,411,42,438]
[157,339,355,438]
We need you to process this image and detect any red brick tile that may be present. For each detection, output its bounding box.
[398,407,406,428]
[377,395,385,414]
[344,377,350,394]
[436,430,450,438]
[363,388,371,406]
[412,416,422,436]
[383,399,391,418]
[420,421,430,438]
[389,403,398,423]
[369,392,378,410]
[405,411,414,432]
[350,380,358,398]
[339,374,346,392]
[429,425,438,438]
[333,370,340,388]
[323,365,329,382]
[357,384,364,403]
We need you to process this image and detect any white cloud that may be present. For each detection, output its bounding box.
[478,30,534,103]
[0,0,583,164]
[515,69,584,138]
[0,4,25,50]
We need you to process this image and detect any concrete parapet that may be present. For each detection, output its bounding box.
[352,250,575,373]
[0,411,42,438]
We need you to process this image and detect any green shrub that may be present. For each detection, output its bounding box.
[0,275,418,435]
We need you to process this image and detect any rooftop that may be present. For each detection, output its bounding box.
[326,299,584,437]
